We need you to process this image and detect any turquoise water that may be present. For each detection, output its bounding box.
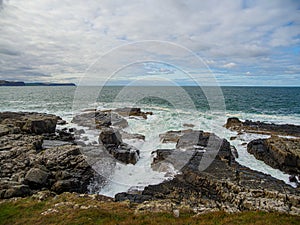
[1,86,299,117]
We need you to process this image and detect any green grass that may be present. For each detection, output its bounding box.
[0,193,299,225]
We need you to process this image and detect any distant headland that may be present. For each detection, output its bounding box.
[0,80,76,86]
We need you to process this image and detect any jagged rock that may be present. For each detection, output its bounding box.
[247,136,300,175]
[0,112,58,134]
[42,140,72,149]
[114,107,152,119]
[120,131,145,141]
[159,129,192,143]
[225,117,300,137]
[116,131,300,215]
[99,128,123,146]
[24,168,49,188]
[176,130,211,150]
[115,192,152,203]
[99,128,140,164]
[1,185,31,199]
[72,111,128,129]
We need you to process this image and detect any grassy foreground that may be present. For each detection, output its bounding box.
[0,192,299,225]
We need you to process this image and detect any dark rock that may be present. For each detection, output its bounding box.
[57,119,67,125]
[176,130,210,150]
[225,117,300,137]
[115,192,153,203]
[24,168,49,188]
[42,140,72,149]
[99,128,140,164]
[51,179,80,194]
[2,185,31,198]
[114,107,151,119]
[159,129,192,143]
[99,128,122,146]
[120,131,145,141]
[247,136,300,175]
[72,111,127,129]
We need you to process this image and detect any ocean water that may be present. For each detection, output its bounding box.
[1,86,300,196]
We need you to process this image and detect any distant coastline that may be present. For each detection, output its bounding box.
[0,80,76,86]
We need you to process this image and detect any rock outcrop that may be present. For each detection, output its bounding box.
[0,112,96,199]
[72,110,128,129]
[99,128,140,164]
[116,131,300,215]
[114,107,153,119]
[247,136,300,176]
[225,117,300,137]
[0,112,59,134]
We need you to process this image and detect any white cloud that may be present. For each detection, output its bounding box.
[223,62,237,68]
[0,0,299,85]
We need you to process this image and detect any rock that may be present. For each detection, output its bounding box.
[99,128,140,164]
[0,112,58,134]
[114,107,152,119]
[120,131,145,141]
[183,123,195,128]
[231,146,239,158]
[99,128,122,146]
[247,136,300,175]
[106,143,140,165]
[116,131,300,215]
[159,129,192,143]
[176,130,210,150]
[115,192,153,203]
[225,117,242,129]
[51,179,80,194]
[57,119,67,125]
[2,185,31,199]
[225,117,300,137]
[72,111,127,129]
[24,168,49,188]
[42,140,72,149]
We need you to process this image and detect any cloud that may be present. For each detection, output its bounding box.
[0,0,299,85]
[223,62,237,68]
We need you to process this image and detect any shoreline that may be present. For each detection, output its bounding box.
[0,109,299,216]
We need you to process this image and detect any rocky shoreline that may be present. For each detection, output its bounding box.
[0,110,299,215]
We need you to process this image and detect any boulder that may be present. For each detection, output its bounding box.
[159,129,192,143]
[247,136,300,175]
[72,110,128,129]
[24,168,49,188]
[99,128,140,164]
[114,107,152,119]
[99,128,122,146]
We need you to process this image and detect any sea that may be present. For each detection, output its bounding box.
[1,86,300,196]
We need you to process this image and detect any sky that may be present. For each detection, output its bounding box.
[0,0,300,86]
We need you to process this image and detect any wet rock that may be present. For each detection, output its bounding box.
[225,117,300,137]
[99,128,122,146]
[116,131,300,215]
[114,107,152,119]
[72,111,128,129]
[159,129,192,143]
[176,130,211,150]
[120,131,145,141]
[99,128,140,164]
[247,136,300,175]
